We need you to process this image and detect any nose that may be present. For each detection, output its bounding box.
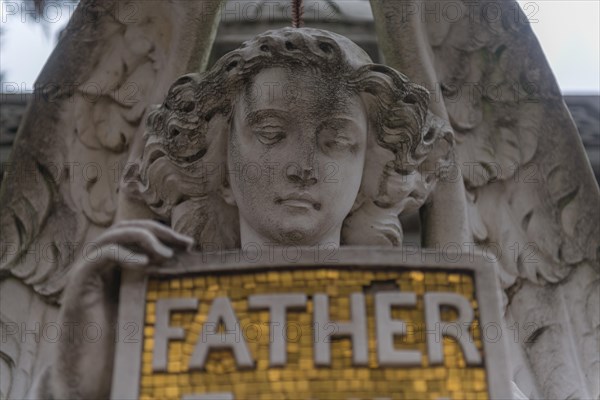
[285,141,318,186]
[286,164,318,186]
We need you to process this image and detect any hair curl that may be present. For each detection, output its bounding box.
[125,28,452,249]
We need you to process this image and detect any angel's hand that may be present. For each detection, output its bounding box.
[72,219,193,280]
[51,220,193,399]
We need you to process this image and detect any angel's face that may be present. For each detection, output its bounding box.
[227,67,368,246]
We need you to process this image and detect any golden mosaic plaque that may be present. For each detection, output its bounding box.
[112,249,511,400]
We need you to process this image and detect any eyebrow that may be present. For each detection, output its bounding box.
[317,116,363,131]
[244,109,289,126]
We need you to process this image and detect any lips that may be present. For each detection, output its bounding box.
[275,192,322,211]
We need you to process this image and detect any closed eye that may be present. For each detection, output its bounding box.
[317,117,363,154]
[319,128,357,153]
[254,129,285,145]
[324,135,353,149]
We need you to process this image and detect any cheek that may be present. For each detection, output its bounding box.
[325,159,364,204]
[340,140,367,183]
[229,145,276,201]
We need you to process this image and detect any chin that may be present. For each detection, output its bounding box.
[276,226,316,243]
[277,221,337,246]
[267,222,320,245]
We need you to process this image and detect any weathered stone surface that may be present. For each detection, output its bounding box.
[0,1,226,398]
[0,1,598,399]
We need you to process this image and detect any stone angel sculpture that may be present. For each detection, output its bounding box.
[0,1,598,399]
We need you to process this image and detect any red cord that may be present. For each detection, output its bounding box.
[292,0,304,28]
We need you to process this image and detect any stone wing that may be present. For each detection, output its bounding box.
[0,0,223,302]
[370,0,599,398]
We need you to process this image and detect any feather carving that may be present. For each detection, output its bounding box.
[370,0,599,398]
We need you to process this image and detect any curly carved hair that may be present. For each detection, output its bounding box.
[125,28,452,249]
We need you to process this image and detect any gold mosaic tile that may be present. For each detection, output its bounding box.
[140,269,487,400]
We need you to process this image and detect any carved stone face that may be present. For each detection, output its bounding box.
[131,28,442,249]
[227,67,368,246]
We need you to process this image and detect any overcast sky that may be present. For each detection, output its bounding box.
[1,0,599,94]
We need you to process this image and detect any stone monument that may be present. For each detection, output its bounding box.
[0,1,598,399]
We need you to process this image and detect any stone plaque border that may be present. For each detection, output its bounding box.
[111,247,512,400]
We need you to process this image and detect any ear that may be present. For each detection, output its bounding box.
[220,179,237,206]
